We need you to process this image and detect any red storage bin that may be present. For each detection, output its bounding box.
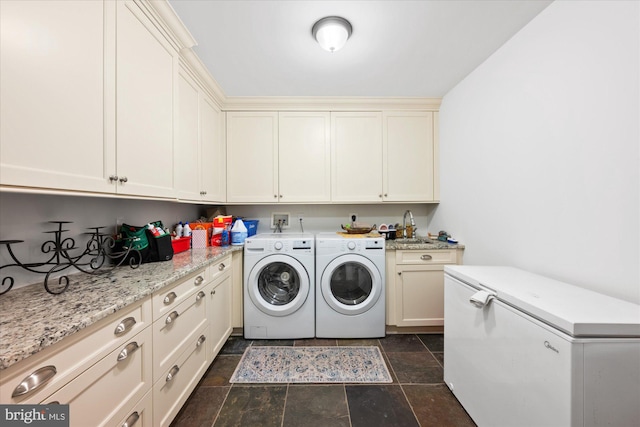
[171,236,191,254]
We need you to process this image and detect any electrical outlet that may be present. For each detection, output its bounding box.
[271,212,290,229]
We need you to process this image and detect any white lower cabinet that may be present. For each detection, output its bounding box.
[44,327,152,427]
[207,270,233,360]
[153,323,209,427]
[387,249,463,327]
[0,256,235,427]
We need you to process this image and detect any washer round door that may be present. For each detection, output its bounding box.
[320,254,383,315]
[247,254,310,317]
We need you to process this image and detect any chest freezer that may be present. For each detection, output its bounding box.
[444,266,640,427]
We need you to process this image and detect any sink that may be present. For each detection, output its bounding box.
[393,237,434,244]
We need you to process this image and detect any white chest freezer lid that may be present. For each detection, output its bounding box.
[445,265,640,337]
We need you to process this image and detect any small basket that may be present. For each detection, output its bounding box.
[171,236,191,254]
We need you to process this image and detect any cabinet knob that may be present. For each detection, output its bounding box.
[398,272,402,276]
[165,311,179,325]
[211,289,216,295]
[218,263,226,271]
[196,291,206,302]
[117,341,139,362]
[166,365,180,382]
[122,411,140,427]
[378,194,383,198]
[109,175,119,182]
[12,366,57,398]
[119,176,128,183]
[384,193,388,197]
[279,194,283,198]
[274,194,277,198]
[163,291,177,305]
[196,335,206,347]
[114,317,137,336]
[194,275,204,286]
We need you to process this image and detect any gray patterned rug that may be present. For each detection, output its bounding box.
[230,346,393,383]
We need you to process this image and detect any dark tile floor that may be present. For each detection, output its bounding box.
[171,334,476,427]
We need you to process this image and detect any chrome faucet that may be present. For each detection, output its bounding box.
[403,210,416,239]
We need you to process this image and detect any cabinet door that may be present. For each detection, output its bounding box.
[226,112,278,203]
[396,265,445,327]
[115,0,175,198]
[0,0,113,193]
[208,273,232,361]
[175,69,201,201]
[278,112,331,202]
[331,112,383,202]
[200,95,225,203]
[383,111,435,202]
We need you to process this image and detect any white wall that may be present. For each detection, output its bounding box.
[0,192,205,290]
[431,1,640,303]
[229,204,435,236]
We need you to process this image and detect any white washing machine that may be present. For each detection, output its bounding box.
[315,232,385,338]
[244,233,315,339]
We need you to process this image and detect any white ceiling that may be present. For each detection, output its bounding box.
[168,0,553,98]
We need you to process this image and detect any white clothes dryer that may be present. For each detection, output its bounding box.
[315,232,385,338]
[244,233,315,339]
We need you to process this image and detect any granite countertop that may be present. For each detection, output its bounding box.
[385,238,465,250]
[0,246,241,371]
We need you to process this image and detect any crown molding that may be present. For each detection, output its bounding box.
[222,96,442,112]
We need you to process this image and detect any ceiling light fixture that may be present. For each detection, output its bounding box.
[312,16,352,53]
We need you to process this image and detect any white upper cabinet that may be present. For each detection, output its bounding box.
[226,112,331,203]
[0,0,112,193]
[226,112,278,203]
[115,0,176,198]
[278,112,331,202]
[0,0,178,199]
[199,96,225,203]
[175,67,225,203]
[383,111,435,202]
[331,112,384,202]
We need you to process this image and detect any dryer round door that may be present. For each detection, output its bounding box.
[247,254,310,317]
[320,254,383,316]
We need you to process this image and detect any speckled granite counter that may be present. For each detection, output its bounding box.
[385,239,465,251]
[0,246,241,371]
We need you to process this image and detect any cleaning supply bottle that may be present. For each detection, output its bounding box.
[175,222,183,238]
[231,219,248,245]
[183,222,191,237]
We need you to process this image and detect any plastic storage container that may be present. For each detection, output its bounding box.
[243,220,259,236]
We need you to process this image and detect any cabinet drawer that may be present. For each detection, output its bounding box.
[209,254,231,284]
[43,326,152,427]
[0,297,151,404]
[152,288,208,382]
[396,250,458,265]
[152,268,207,321]
[153,323,209,427]
[113,389,153,427]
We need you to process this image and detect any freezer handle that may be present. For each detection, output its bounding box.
[469,290,496,308]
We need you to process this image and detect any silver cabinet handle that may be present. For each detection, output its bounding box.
[166,365,180,382]
[117,342,139,362]
[165,311,179,324]
[194,275,204,286]
[218,263,225,271]
[420,254,433,261]
[196,335,206,347]
[114,317,137,336]
[163,291,177,305]
[119,176,128,183]
[196,291,206,301]
[122,411,140,427]
[109,175,119,182]
[12,366,57,398]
